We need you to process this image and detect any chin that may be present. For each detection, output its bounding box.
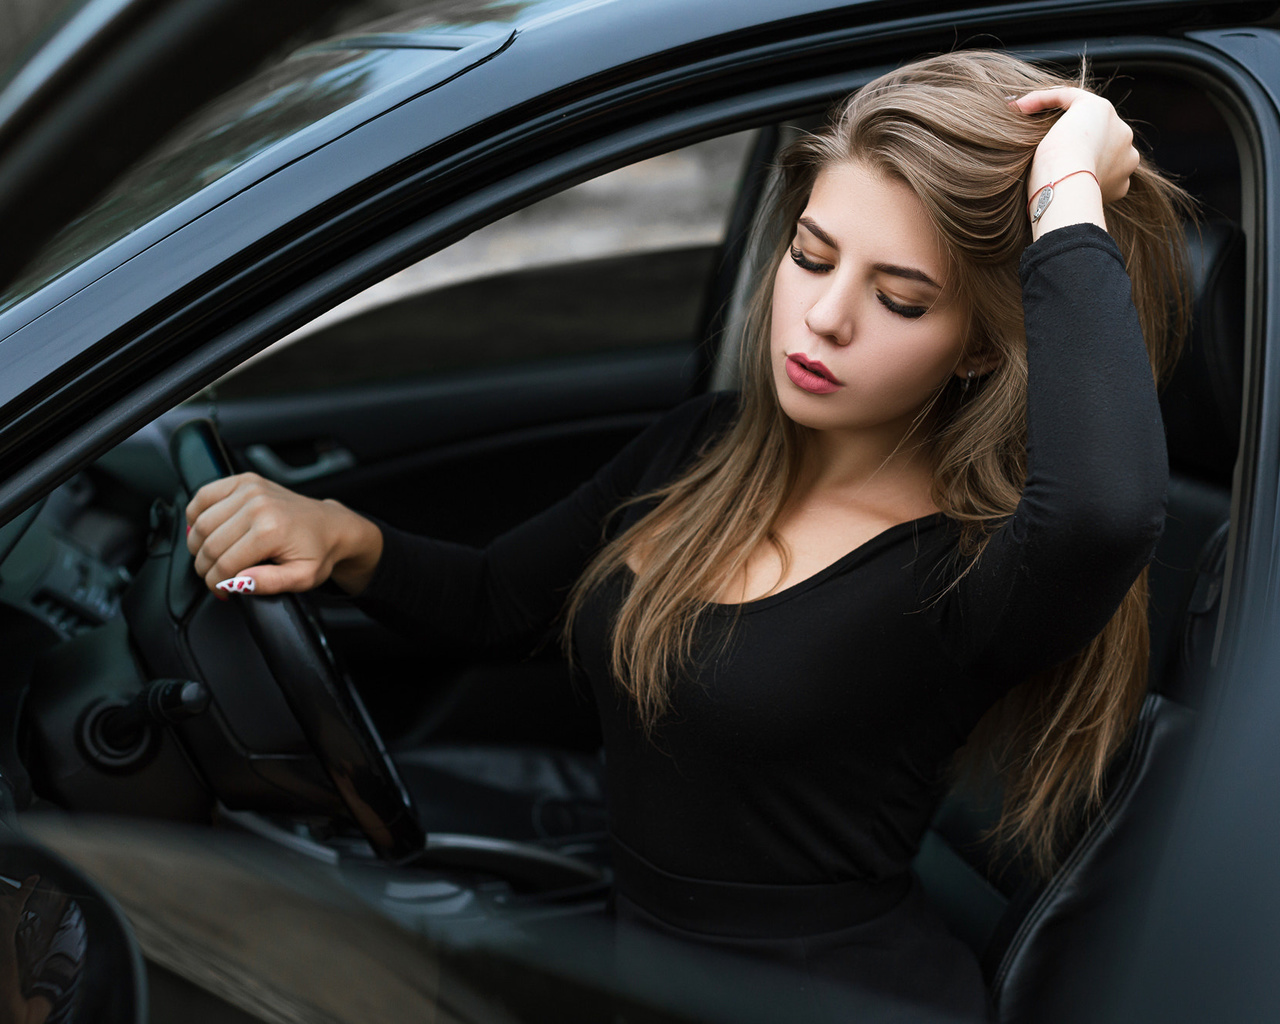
[774,385,847,431]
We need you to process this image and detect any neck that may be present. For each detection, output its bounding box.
[794,416,937,508]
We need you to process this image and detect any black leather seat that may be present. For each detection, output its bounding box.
[913,219,1245,1022]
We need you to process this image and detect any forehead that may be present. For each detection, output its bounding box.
[803,161,948,278]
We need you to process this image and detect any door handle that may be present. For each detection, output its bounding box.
[243,443,356,485]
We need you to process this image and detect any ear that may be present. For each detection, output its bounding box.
[954,333,1003,379]
[953,352,1002,380]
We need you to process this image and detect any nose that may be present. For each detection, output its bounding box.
[803,280,855,346]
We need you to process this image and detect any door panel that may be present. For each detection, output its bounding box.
[201,352,695,750]
[143,132,756,748]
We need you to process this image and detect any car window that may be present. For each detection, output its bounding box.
[208,131,757,399]
[0,18,512,317]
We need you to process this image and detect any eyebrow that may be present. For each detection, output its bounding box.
[797,216,942,290]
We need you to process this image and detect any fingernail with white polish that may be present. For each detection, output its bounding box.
[215,576,256,595]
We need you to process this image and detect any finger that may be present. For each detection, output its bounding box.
[193,499,268,579]
[190,490,260,567]
[188,494,237,558]
[198,515,284,587]
[1010,87,1085,114]
[186,475,267,554]
[185,474,253,528]
[215,562,324,596]
[202,519,323,592]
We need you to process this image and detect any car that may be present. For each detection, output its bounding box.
[0,0,1278,1021]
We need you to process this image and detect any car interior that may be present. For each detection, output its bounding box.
[0,48,1250,1021]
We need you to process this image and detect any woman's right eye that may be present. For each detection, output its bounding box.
[789,245,833,273]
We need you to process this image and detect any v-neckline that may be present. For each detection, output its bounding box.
[621,512,947,615]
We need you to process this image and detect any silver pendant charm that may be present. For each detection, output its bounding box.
[1030,184,1054,225]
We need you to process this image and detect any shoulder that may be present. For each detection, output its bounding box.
[655,389,739,438]
[608,391,740,513]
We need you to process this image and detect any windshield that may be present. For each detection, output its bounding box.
[0,1,541,317]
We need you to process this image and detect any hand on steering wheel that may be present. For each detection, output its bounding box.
[185,473,383,596]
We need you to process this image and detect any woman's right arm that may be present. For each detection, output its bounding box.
[930,90,1164,681]
[185,393,730,650]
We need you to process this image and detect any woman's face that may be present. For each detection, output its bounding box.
[770,160,971,444]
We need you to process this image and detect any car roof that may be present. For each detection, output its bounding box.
[0,0,368,295]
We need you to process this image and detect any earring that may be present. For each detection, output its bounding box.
[962,369,976,392]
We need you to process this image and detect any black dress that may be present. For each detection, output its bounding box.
[355,223,1168,1019]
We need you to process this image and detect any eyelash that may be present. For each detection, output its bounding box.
[878,294,928,320]
[788,245,832,273]
[788,246,928,320]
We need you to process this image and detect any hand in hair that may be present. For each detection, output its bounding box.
[1011,87,1140,239]
[185,473,384,596]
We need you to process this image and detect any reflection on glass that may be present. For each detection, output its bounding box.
[0,16,509,318]
[0,48,382,314]
[0,873,86,1024]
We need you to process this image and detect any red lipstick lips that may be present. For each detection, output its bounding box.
[785,353,844,394]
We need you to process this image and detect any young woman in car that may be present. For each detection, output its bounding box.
[185,51,1193,1018]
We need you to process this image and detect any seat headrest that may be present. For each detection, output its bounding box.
[1160,219,1245,486]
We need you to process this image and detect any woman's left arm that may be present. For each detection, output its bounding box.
[940,92,1167,676]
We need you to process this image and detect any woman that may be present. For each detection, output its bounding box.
[186,52,1193,1018]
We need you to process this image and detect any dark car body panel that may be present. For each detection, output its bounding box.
[1189,27,1280,622]
[1,2,1280,1022]
[0,0,353,290]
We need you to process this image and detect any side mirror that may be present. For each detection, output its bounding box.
[0,825,145,1024]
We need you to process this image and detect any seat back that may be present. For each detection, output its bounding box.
[988,521,1227,1022]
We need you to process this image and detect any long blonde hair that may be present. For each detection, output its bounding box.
[565,51,1195,874]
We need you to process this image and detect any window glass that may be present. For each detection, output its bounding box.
[0,10,515,315]
[211,131,757,399]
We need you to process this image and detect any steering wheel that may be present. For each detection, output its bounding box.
[167,419,424,861]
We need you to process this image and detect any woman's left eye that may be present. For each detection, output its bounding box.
[877,293,928,319]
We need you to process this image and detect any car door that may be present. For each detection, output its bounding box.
[149,127,769,750]
[0,3,374,1021]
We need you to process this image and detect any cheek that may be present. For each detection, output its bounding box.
[862,326,967,396]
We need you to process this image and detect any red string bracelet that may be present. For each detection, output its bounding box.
[1027,168,1101,224]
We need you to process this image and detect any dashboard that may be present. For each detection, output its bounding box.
[0,493,131,640]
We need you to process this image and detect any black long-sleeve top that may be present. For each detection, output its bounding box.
[356,223,1167,890]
